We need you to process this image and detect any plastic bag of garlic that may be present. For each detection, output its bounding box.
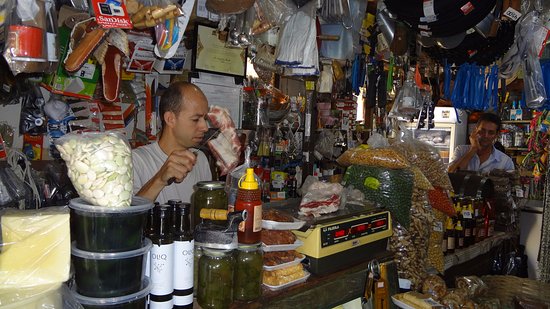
[55,131,133,207]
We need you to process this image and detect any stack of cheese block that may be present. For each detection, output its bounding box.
[0,208,71,308]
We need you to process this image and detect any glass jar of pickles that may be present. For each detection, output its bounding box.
[191,181,228,229]
[233,243,263,301]
[197,248,235,309]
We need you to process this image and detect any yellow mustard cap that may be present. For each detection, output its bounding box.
[239,168,259,190]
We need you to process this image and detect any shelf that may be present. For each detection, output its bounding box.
[444,231,515,270]
[502,120,531,124]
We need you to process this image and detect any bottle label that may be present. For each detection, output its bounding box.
[434,221,443,232]
[253,204,262,232]
[458,237,464,248]
[462,210,472,219]
[149,299,174,309]
[442,238,447,252]
[173,240,194,290]
[151,243,175,295]
[464,228,471,237]
[447,237,455,250]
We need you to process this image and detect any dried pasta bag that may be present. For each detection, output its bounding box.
[455,276,488,298]
[55,131,133,207]
[391,132,453,190]
[336,146,410,169]
[344,165,413,228]
[428,187,456,217]
[427,209,446,274]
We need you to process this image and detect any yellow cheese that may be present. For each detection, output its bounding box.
[0,208,70,288]
[0,283,62,308]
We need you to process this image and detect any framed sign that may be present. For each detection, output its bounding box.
[192,23,247,78]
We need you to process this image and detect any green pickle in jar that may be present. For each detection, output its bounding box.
[234,243,263,301]
[191,181,228,229]
[198,248,235,309]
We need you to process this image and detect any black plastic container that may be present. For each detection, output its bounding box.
[72,278,151,309]
[71,239,151,298]
[69,197,153,252]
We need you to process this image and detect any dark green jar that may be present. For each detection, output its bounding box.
[191,181,228,229]
[234,243,263,301]
[197,248,235,309]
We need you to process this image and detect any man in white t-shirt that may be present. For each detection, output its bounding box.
[448,112,515,174]
[132,82,212,204]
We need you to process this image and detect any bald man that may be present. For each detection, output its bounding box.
[132,82,212,204]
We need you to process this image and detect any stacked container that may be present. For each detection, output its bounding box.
[69,196,153,309]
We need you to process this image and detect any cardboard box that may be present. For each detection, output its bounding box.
[42,26,100,99]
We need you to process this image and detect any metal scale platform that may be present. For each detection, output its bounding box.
[267,199,392,275]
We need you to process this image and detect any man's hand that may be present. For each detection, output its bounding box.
[158,149,197,185]
[469,128,481,151]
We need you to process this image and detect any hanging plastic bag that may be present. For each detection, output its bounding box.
[3,0,50,75]
[55,131,133,207]
[225,146,259,210]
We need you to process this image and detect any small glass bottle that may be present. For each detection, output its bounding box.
[233,243,263,301]
[197,248,236,309]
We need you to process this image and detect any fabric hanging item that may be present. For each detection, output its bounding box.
[539,168,550,283]
[275,1,319,76]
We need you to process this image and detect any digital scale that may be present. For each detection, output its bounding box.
[270,200,393,275]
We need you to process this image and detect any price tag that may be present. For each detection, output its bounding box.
[434,221,443,232]
[462,210,472,219]
[503,7,522,21]
[305,81,315,91]
[77,63,97,80]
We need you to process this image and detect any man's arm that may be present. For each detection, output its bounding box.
[448,146,477,173]
[136,175,167,202]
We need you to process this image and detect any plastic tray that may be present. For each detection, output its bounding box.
[263,270,311,291]
[262,239,304,252]
[391,296,414,309]
[263,254,306,271]
[262,218,306,230]
[391,295,444,309]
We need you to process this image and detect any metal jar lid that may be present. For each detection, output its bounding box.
[196,181,226,190]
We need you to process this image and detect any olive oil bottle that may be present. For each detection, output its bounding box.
[150,205,174,309]
[173,202,193,309]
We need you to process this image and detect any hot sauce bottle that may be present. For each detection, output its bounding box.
[235,168,262,244]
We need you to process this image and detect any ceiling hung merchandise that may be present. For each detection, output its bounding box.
[382,0,522,66]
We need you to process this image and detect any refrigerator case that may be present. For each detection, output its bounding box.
[405,107,468,164]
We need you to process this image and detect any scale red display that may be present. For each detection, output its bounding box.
[320,213,389,248]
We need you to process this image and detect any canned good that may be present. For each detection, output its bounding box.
[197,248,235,309]
[500,131,513,148]
[234,243,263,301]
[513,131,525,148]
[191,181,228,229]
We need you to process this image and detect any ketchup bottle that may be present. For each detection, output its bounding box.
[235,168,262,244]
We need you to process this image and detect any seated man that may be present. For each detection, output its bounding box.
[448,112,514,173]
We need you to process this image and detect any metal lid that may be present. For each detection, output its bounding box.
[196,181,226,190]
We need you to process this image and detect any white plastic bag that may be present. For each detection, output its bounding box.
[55,132,133,207]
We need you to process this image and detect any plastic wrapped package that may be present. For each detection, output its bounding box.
[344,165,413,228]
[55,131,133,207]
[0,207,70,290]
[427,209,446,273]
[388,187,433,289]
[255,0,295,28]
[336,146,410,169]
[455,276,488,298]
[0,283,82,309]
[421,274,447,300]
[225,147,259,210]
[391,132,453,190]
[411,166,434,191]
[427,187,456,217]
